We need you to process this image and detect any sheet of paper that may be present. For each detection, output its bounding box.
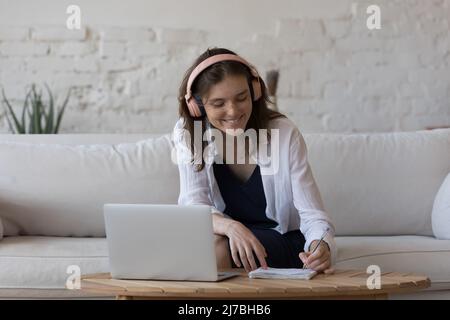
[248,267,317,280]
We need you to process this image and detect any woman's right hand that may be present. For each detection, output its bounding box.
[225,221,268,272]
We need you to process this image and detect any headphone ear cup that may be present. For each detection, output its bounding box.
[252,78,262,101]
[192,95,206,117]
[187,98,202,118]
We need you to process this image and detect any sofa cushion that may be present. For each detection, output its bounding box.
[306,129,450,236]
[335,235,450,287]
[0,236,109,290]
[0,134,179,237]
[432,173,450,239]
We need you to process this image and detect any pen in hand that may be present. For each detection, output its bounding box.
[302,227,330,270]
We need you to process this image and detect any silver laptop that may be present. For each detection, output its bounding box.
[104,204,239,281]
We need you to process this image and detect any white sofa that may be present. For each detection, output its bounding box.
[0,128,449,299]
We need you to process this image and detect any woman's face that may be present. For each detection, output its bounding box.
[202,74,252,134]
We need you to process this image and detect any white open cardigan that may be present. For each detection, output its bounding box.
[172,116,337,264]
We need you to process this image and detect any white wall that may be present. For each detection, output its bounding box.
[0,0,449,133]
[0,0,350,40]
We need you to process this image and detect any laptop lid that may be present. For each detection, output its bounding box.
[104,204,219,281]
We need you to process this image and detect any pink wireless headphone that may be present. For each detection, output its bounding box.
[184,53,263,118]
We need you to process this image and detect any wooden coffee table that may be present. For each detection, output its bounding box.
[80,269,430,300]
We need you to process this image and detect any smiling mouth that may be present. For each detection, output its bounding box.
[222,115,243,124]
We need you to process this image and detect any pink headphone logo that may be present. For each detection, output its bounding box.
[184,54,263,118]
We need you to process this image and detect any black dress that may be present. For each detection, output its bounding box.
[213,162,306,268]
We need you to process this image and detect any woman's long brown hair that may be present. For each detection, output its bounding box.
[178,47,286,172]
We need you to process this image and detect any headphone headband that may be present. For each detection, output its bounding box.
[184,54,260,102]
[184,53,262,118]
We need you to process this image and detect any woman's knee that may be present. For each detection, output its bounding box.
[214,234,232,269]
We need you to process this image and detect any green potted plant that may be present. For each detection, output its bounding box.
[2,84,71,134]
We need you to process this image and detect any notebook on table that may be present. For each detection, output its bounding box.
[248,267,317,280]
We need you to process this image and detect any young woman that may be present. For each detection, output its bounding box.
[173,47,336,273]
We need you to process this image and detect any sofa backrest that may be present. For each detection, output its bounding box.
[0,134,161,145]
[0,134,179,237]
[305,129,450,237]
[0,128,449,237]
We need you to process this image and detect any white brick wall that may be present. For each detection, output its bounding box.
[99,27,155,42]
[0,27,29,41]
[0,0,449,133]
[31,26,87,41]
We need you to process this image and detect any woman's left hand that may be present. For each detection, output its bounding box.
[299,240,334,274]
